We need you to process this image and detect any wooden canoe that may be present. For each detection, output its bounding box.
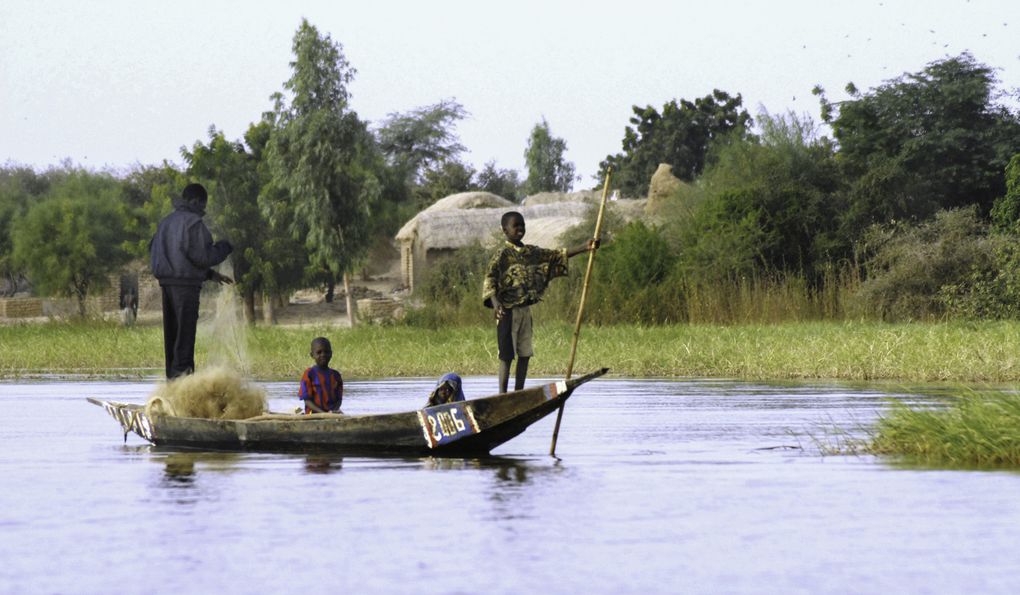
[89,368,608,456]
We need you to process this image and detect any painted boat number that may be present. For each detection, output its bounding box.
[419,404,480,448]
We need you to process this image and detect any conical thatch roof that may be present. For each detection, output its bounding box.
[522,190,602,206]
[396,188,654,253]
[523,189,649,222]
[396,202,594,250]
[423,191,514,213]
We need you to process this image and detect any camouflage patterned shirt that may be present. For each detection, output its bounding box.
[482,242,569,310]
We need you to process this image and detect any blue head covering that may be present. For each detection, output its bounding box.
[428,373,465,406]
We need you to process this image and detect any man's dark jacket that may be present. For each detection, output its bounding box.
[150,199,232,286]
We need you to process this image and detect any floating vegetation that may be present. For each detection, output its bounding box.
[869,390,1020,467]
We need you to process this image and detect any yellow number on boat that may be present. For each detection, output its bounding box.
[450,408,466,433]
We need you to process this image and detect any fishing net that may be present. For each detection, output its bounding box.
[145,366,267,420]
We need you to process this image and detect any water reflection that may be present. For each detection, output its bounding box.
[419,455,535,484]
[148,450,244,491]
[163,453,197,485]
[304,455,343,474]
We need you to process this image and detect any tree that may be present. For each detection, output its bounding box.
[672,112,843,282]
[476,160,522,202]
[376,99,467,186]
[991,154,1020,232]
[522,118,575,195]
[266,20,383,318]
[245,118,308,321]
[600,90,752,197]
[819,53,1020,234]
[183,126,265,322]
[121,162,184,258]
[0,165,49,295]
[11,169,130,316]
[375,99,471,212]
[416,159,476,206]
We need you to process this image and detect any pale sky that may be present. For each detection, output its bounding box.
[2,0,1018,188]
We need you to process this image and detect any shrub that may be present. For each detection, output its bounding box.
[939,236,1020,319]
[586,221,681,324]
[406,244,492,327]
[850,207,999,320]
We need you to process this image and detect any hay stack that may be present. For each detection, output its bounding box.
[145,366,267,420]
[646,163,684,215]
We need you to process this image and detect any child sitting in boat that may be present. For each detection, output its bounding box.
[298,337,344,414]
[426,373,465,407]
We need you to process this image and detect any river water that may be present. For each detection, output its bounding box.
[1,376,1018,594]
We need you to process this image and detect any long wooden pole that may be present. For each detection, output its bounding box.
[550,168,612,456]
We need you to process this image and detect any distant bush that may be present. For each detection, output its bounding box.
[850,207,1006,320]
[990,153,1020,232]
[586,221,681,324]
[666,112,845,285]
[405,244,491,327]
[939,237,1020,319]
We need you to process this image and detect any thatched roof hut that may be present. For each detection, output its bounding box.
[395,190,647,292]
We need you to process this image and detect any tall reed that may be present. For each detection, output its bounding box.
[869,391,1020,467]
[408,248,863,327]
[6,319,1020,383]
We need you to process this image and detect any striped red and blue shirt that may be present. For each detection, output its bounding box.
[298,366,343,414]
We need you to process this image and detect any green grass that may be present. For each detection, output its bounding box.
[4,318,1020,382]
[868,391,1020,467]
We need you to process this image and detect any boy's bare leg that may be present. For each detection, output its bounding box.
[499,360,512,394]
[514,357,530,391]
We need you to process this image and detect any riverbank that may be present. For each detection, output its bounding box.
[3,319,1020,383]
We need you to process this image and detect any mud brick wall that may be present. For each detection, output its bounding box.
[357,297,399,320]
[0,298,44,318]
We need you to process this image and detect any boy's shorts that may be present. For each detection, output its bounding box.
[497,305,533,362]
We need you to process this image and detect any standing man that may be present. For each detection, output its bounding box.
[150,183,233,379]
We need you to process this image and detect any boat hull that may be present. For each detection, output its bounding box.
[90,369,607,456]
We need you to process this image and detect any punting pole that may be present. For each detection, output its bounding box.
[549,167,612,456]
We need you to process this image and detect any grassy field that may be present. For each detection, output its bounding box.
[4,318,1020,382]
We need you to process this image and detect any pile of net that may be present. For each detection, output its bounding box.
[145,366,267,420]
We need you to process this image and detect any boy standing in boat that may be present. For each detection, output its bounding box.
[482,211,598,393]
[150,183,233,379]
[299,337,344,414]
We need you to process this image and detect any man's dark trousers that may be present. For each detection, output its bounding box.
[161,285,201,378]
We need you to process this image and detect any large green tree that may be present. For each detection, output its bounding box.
[600,90,752,196]
[376,99,467,187]
[183,126,266,322]
[673,112,843,282]
[245,118,308,319]
[991,153,1020,232]
[266,20,383,305]
[819,53,1020,234]
[522,117,575,195]
[11,169,130,316]
[374,99,471,216]
[121,163,184,258]
[0,165,49,295]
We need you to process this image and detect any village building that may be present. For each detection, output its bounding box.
[395,189,649,293]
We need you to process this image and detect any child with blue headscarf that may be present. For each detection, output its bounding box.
[426,373,465,407]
